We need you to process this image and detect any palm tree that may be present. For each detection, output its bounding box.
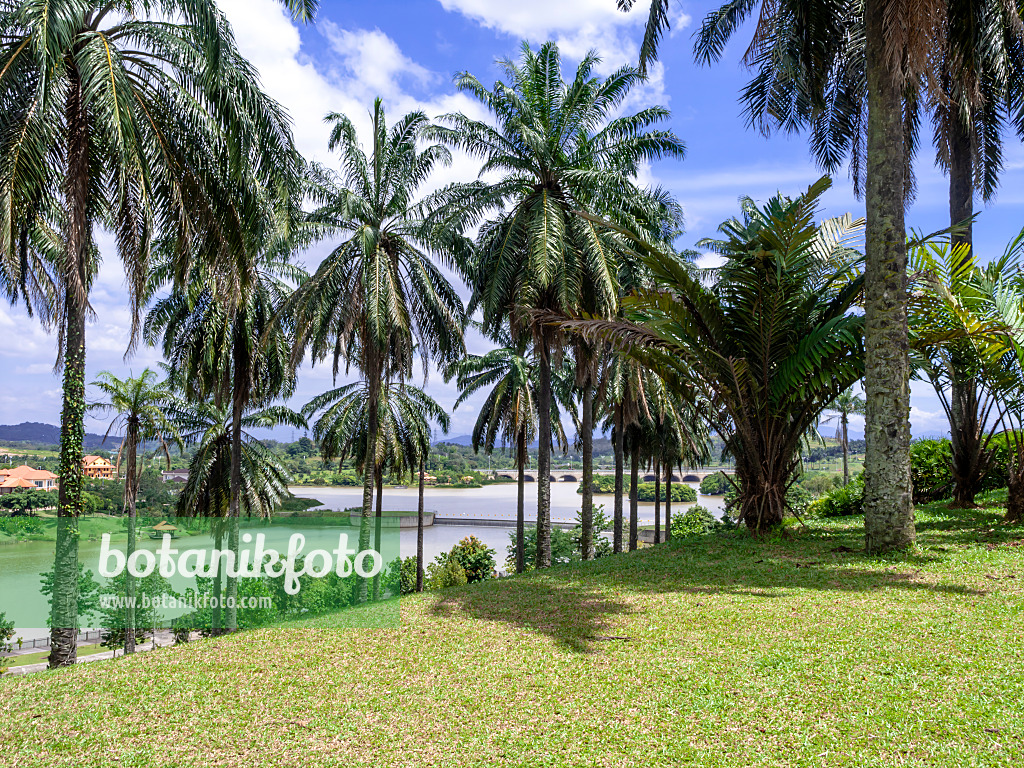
[303,380,449,595]
[452,332,567,573]
[824,389,867,486]
[562,179,865,532]
[290,100,466,576]
[432,41,685,567]
[89,369,178,654]
[0,0,301,667]
[172,399,304,632]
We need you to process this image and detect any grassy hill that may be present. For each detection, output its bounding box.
[2,499,1022,767]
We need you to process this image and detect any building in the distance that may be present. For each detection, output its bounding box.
[0,465,59,493]
[161,469,189,483]
[82,455,115,480]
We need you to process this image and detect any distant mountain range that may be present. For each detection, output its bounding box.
[0,422,115,449]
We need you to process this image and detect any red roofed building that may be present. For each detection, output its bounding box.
[82,455,115,480]
[0,465,58,493]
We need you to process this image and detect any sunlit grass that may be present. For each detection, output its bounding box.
[1,500,1022,766]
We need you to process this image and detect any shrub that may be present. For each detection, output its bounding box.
[0,514,44,536]
[426,555,468,590]
[699,472,731,495]
[786,483,814,518]
[448,536,496,583]
[670,505,719,538]
[797,472,843,497]
[806,476,864,518]
[579,476,696,502]
[910,439,954,503]
[0,611,14,673]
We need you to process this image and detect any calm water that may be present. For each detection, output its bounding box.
[0,482,723,640]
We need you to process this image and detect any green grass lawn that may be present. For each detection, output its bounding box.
[1,499,1022,767]
[4,643,108,668]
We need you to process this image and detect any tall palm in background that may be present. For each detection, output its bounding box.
[303,380,449,594]
[290,100,466,576]
[90,368,178,654]
[0,0,302,667]
[452,333,567,573]
[433,41,684,567]
[824,389,867,486]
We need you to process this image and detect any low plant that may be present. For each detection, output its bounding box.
[448,536,496,583]
[426,555,468,590]
[806,476,865,518]
[699,472,731,495]
[670,505,719,538]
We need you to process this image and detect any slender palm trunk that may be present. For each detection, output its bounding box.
[654,457,661,544]
[949,116,974,254]
[50,70,90,669]
[226,332,245,632]
[373,468,383,601]
[581,384,595,560]
[516,431,526,573]
[863,0,915,553]
[841,414,850,486]
[416,455,425,592]
[629,445,639,551]
[1007,452,1024,524]
[358,358,381,603]
[535,334,552,568]
[212,525,223,633]
[613,406,624,554]
[123,423,139,655]
[664,465,672,542]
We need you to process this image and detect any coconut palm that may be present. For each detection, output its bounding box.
[0,0,302,667]
[304,380,448,595]
[452,331,568,573]
[432,41,685,567]
[290,100,466,572]
[563,179,865,532]
[89,369,178,654]
[823,389,867,486]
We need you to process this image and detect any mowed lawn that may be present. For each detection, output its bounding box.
[1,500,1022,767]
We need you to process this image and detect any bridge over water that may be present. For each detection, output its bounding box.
[487,468,735,483]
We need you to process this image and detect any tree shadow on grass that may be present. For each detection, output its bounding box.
[428,526,992,653]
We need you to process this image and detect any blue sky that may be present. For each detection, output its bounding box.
[5,0,1024,441]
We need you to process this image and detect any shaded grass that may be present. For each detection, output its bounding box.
[5,644,108,668]
[1,501,1022,767]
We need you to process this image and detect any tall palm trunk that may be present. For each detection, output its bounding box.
[653,457,661,544]
[357,362,381,602]
[863,0,915,553]
[841,413,850,486]
[664,464,672,542]
[212,524,223,633]
[535,333,552,568]
[516,430,526,573]
[580,384,595,560]
[226,330,246,632]
[123,421,139,655]
[50,69,90,669]
[416,455,426,592]
[1006,450,1024,524]
[629,445,639,551]
[613,406,624,554]
[373,468,383,601]
[948,117,974,254]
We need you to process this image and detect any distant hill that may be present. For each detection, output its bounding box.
[0,422,114,449]
[435,435,475,447]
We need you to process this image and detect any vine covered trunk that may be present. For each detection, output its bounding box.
[373,468,383,600]
[863,0,915,553]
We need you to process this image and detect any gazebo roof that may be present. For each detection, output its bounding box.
[152,520,178,531]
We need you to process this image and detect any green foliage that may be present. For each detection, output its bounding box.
[426,556,468,591]
[699,472,732,495]
[670,506,719,538]
[582,475,696,501]
[0,514,44,536]
[0,489,56,513]
[39,564,102,629]
[98,571,176,649]
[0,611,14,673]
[393,557,419,596]
[806,476,865,518]
[448,536,496,583]
[910,439,954,504]
[797,472,844,497]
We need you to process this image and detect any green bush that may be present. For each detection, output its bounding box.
[797,472,843,497]
[426,555,468,590]
[910,439,954,503]
[0,611,14,673]
[806,476,864,518]
[699,472,731,495]
[448,536,495,583]
[580,475,696,502]
[670,505,719,538]
[0,514,44,536]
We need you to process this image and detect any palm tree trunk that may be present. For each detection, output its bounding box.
[535,333,552,568]
[358,359,381,603]
[212,525,223,633]
[949,115,974,253]
[373,468,383,601]
[226,331,246,632]
[50,70,90,669]
[629,445,639,551]
[863,0,915,553]
[123,423,139,655]
[841,413,850,486]
[1006,455,1024,524]
[416,455,425,592]
[613,405,624,554]
[664,464,672,542]
[654,457,661,545]
[516,431,526,574]
[581,384,595,560]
